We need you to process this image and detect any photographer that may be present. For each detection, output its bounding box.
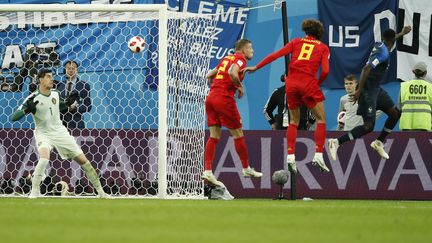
[263,74,315,130]
[22,46,60,93]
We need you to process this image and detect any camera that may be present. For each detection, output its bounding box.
[1,46,61,92]
[26,46,60,67]
[0,72,19,92]
[19,46,60,92]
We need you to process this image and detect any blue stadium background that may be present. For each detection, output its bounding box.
[0,0,401,131]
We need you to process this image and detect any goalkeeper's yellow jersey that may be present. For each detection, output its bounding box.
[18,89,68,135]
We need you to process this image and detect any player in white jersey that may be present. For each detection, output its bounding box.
[11,69,108,198]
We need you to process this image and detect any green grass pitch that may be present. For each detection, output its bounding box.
[0,198,431,243]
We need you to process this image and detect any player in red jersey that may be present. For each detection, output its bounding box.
[244,19,330,173]
[202,39,263,186]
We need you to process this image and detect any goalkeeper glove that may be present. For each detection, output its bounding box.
[24,96,39,114]
[65,91,79,107]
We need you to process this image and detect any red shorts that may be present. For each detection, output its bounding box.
[205,93,242,129]
[285,73,325,109]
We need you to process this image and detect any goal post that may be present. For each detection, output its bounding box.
[0,4,216,199]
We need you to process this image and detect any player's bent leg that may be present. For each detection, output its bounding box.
[203,126,223,186]
[204,126,221,171]
[229,128,262,178]
[331,117,375,161]
[309,102,329,171]
[285,107,300,173]
[202,170,223,186]
[309,102,326,151]
[286,154,297,174]
[231,132,263,178]
[29,148,50,199]
[242,167,263,178]
[376,106,400,143]
[372,107,399,160]
[312,153,330,172]
[370,140,389,159]
[74,154,109,198]
[29,158,49,198]
[327,138,339,161]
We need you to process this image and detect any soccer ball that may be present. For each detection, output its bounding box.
[128,36,145,53]
[337,111,346,125]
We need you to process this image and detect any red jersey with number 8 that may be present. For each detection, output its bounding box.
[209,52,247,97]
[255,36,330,109]
[256,36,329,84]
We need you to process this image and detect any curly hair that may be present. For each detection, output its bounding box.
[301,19,324,40]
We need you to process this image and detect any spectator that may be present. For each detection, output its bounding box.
[57,60,92,128]
[338,74,382,131]
[399,61,432,131]
[264,74,315,130]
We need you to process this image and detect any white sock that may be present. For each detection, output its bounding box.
[287,154,295,162]
[81,161,104,195]
[314,152,323,158]
[31,158,49,194]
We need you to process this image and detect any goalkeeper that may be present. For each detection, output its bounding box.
[11,69,108,199]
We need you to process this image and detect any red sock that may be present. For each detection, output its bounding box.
[204,137,219,171]
[287,124,298,155]
[315,122,326,153]
[234,136,249,168]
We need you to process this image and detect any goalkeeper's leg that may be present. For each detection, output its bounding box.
[74,153,108,198]
[29,148,50,198]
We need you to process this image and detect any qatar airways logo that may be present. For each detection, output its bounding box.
[213,137,432,191]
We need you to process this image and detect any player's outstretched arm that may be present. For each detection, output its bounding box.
[244,42,293,75]
[11,109,26,122]
[395,26,412,40]
[243,66,257,74]
[11,96,38,121]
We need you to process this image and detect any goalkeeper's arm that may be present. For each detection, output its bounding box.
[11,108,26,122]
[11,95,38,122]
[59,100,68,112]
[60,91,79,112]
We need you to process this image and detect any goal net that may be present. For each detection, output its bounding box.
[0,4,217,199]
